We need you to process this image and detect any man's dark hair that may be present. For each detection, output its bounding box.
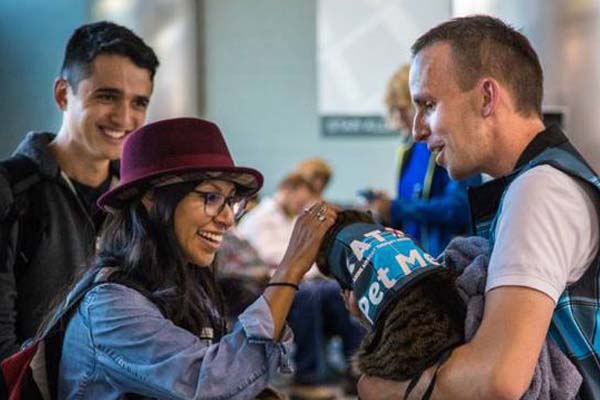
[60,21,159,92]
[412,15,543,118]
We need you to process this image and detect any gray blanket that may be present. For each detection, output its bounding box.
[443,236,582,400]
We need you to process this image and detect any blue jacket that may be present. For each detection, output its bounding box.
[58,282,293,399]
[389,141,481,256]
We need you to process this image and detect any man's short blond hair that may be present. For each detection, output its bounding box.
[411,15,543,117]
[295,157,332,184]
[278,172,317,193]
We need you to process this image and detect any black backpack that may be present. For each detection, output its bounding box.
[0,155,43,399]
[0,154,43,273]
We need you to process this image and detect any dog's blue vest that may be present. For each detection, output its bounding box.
[468,125,600,399]
[326,222,441,326]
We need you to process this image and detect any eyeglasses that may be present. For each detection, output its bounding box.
[191,190,248,219]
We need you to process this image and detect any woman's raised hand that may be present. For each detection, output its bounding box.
[265,201,336,340]
[278,201,337,281]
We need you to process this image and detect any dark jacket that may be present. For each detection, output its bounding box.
[0,132,118,359]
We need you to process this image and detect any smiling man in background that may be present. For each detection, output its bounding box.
[0,21,159,359]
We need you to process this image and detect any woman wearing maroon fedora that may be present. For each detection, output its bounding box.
[46,117,337,399]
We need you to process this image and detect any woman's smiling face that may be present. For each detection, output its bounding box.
[174,180,236,266]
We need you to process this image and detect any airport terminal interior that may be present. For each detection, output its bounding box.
[1,1,600,399]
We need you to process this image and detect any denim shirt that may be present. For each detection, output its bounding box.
[58,283,294,399]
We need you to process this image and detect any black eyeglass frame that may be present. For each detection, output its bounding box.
[191,189,249,219]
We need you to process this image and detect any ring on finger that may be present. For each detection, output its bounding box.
[316,204,328,216]
[306,202,320,214]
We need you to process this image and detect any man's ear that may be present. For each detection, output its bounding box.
[54,78,69,111]
[141,190,155,212]
[480,78,499,118]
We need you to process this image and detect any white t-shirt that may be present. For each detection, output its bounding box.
[486,165,600,303]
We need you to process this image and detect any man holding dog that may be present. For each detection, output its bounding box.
[357,15,600,399]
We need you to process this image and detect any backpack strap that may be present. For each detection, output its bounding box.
[0,267,116,400]
[40,268,116,338]
[403,346,455,400]
[42,267,117,399]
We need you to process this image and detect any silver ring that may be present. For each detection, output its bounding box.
[316,204,327,214]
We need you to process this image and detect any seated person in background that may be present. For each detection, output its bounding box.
[238,173,317,268]
[238,172,365,399]
[50,117,338,399]
[368,64,481,256]
[295,157,332,198]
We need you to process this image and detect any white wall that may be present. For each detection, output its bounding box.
[200,0,450,203]
[0,0,89,157]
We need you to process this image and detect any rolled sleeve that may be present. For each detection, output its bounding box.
[238,295,294,373]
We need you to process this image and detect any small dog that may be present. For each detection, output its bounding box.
[315,210,465,382]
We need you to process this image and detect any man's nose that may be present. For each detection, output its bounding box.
[110,102,137,130]
[413,115,430,142]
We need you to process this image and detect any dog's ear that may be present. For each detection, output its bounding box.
[340,209,376,225]
[315,209,376,277]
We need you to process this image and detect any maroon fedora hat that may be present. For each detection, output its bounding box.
[98,117,263,212]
